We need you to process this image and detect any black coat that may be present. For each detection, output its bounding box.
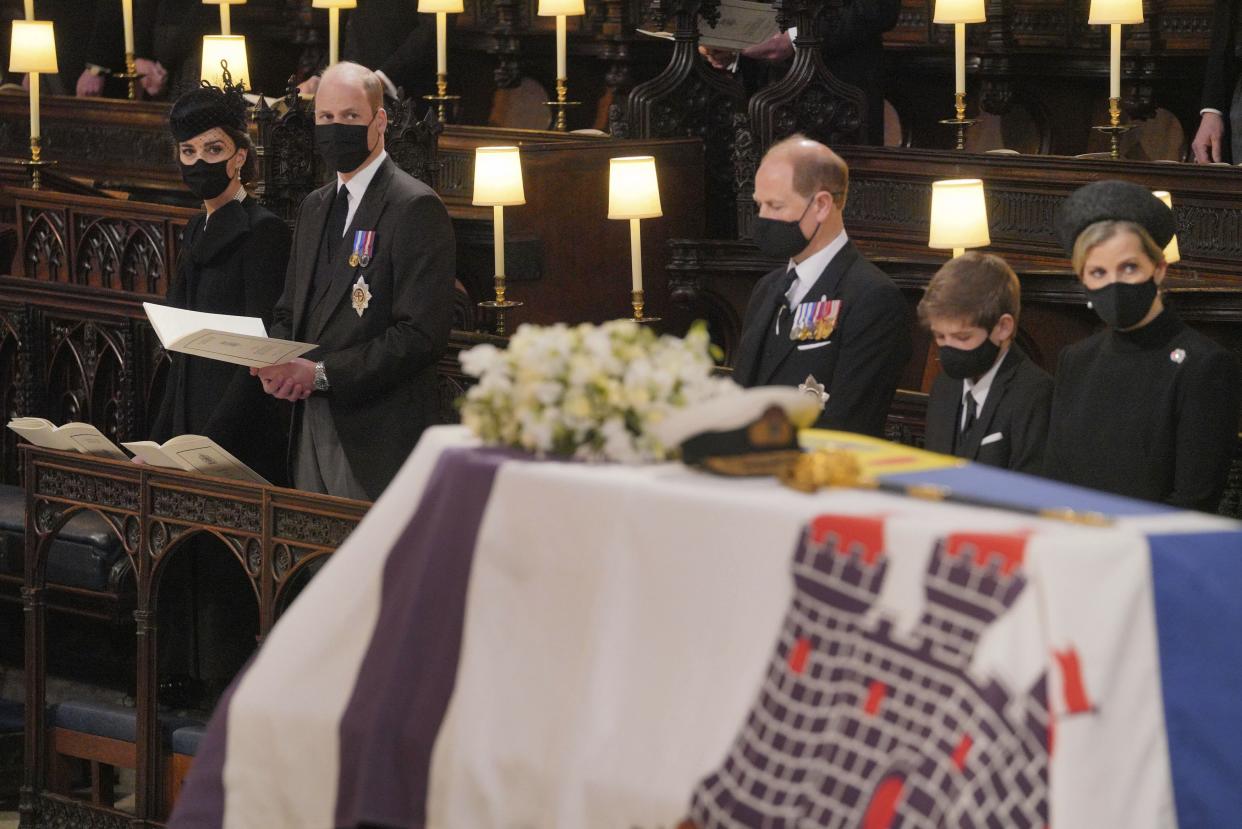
[343,0,436,101]
[1202,0,1240,115]
[149,197,292,486]
[732,241,911,437]
[270,157,456,500]
[740,0,901,145]
[923,345,1053,474]
[1044,310,1241,512]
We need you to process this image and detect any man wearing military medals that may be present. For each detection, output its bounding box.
[732,135,911,437]
[255,62,455,500]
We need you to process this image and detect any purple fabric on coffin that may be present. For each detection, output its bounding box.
[167,447,506,828]
[334,448,504,827]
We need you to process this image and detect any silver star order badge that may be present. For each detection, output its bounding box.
[798,374,829,409]
[1169,348,1186,364]
[351,275,372,317]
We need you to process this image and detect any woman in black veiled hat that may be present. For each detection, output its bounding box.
[147,80,292,485]
[1044,180,1240,512]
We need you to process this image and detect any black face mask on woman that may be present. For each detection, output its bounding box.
[180,153,237,201]
[1085,279,1158,330]
[315,115,376,174]
[753,197,819,260]
[938,335,1000,380]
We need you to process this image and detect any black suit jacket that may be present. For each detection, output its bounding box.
[150,197,292,485]
[732,241,910,437]
[343,0,436,101]
[923,345,1053,474]
[270,156,455,500]
[1202,0,1241,114]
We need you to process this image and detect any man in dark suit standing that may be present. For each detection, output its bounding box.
[1191,0,1242,163]
[732,135,910,437]
[255,61,455,500]
[918,252,1053,474]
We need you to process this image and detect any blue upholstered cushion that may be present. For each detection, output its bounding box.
[0,699,22,733]
[49,700,202,748]
[0,484,127,591]
[171,725,205,756]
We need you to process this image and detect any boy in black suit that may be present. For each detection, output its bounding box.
[919,252,1053,474]
[732,135,910,437]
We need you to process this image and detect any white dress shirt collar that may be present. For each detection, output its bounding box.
[960,343,1008,426]
[335,150,388,234]
[785,229,849,309]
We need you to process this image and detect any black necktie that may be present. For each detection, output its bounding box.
[960,393,978,436]
[771,268,799,337]
[325,186,350,261]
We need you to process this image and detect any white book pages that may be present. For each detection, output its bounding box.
[143,302,316,368]
[639,0,780,51]
[6,419,128,460]
[122,435,269,486]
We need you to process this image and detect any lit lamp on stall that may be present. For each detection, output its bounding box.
[473,146,526,335]
[1089,0,1143,159]
[608,156,662,323]
[9,20,58,189]
[311,0,356,66]
[112,0,140,99]
[933,0,984,150]
[928,178,990,259]
[419,0,463,123]
[1152,191,1181,265]
[538,0,584,131]
[200,35,249,89]
[203,0,246,36]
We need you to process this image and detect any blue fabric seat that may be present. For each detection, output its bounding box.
[0,699,22,733]
[0,483,128,591]
[50,700,202,749]
[171,725,205,757]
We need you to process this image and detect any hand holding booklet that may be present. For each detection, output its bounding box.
[7,418,128,460]
[143,302,317,369]
[123,435,269,485]
[638,0,780,51]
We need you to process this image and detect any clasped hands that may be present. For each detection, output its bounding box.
[699,31,794,71]
[253,358,316,402]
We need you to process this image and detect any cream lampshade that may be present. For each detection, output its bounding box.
[203,0,247,36]
[10,19,58,156]
[473,146,526,207]
[609,156,662,321]
[312,0,357,65]
[929,178,990,258]
[9,20,58,74]
[1088,0,1143,24]
[608,156,663,220]
[933,0,985,23]
[1152,190,1181,265]
[201,35,249,88]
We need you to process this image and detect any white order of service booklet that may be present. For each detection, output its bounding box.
[6,418,128,460]
[122,436,269,485]
[143,303,316,369]
[639,0,781,51]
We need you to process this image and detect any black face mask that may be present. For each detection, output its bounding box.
[315,116,377,174]
[938,335,1001,380]
[1085,279,1158,330]
[180,153,237,201]
[753,198,819,260]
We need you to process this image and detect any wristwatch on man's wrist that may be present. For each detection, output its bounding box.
[313,361,330,392]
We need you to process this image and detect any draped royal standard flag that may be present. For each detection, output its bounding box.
[171,427,1242,829]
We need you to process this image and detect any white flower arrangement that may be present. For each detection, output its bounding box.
[458,320,739,463]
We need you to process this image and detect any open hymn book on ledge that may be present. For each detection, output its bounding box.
[7,419,269,485]
[143,303,316,368]
[638,0,780,51]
